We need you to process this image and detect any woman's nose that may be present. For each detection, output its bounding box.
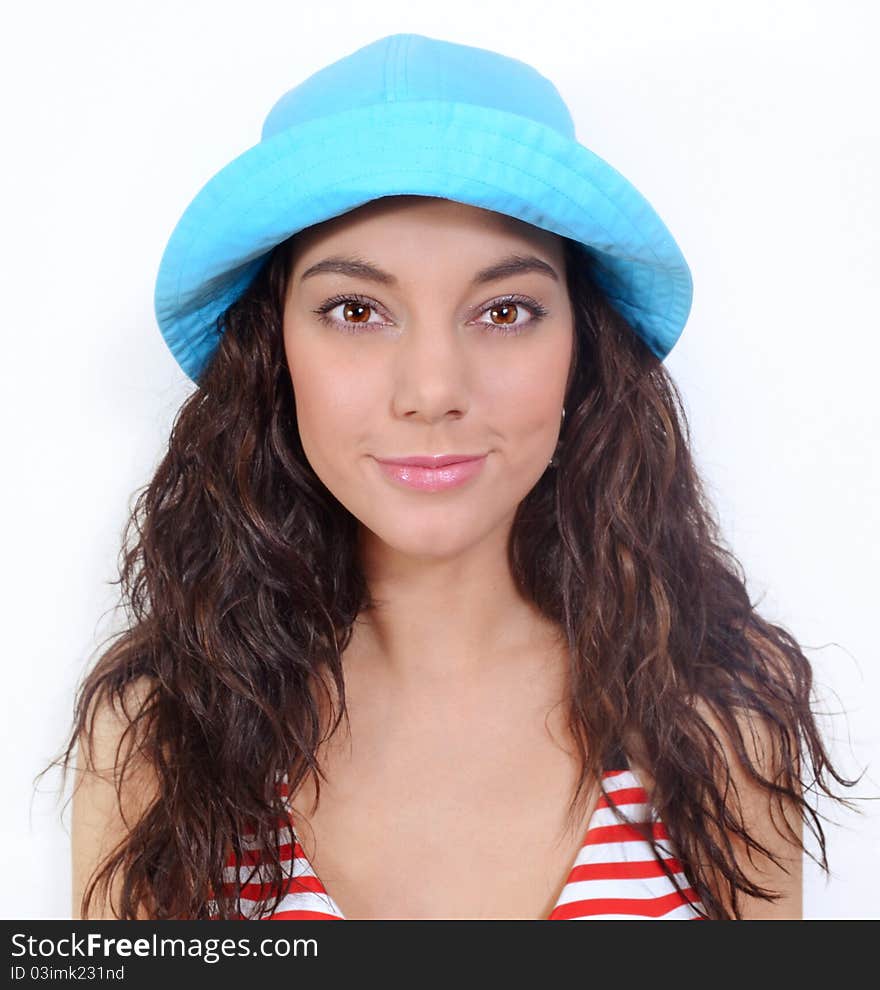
[390,318,472,424]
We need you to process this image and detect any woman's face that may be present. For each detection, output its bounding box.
[281,195,575,561]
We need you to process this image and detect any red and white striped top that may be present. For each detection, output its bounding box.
[218,766,705,920]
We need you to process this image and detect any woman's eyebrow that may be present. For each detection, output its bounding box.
[298,253,560,286]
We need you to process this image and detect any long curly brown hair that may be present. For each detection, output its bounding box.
[41,223,860,920]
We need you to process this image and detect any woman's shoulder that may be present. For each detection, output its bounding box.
[70,675,161,919]
[74,675,159,772]
[627,691,804,920]
[693,693,804,918]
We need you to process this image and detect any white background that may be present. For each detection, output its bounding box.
[2,0,877,919]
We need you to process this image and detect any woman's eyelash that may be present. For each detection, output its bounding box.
[311,293,549,334]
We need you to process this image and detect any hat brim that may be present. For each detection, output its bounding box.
[154,100,693,382]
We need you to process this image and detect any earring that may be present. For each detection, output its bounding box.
[548,406,566,469]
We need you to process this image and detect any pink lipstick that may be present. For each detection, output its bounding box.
[373,453,488,492]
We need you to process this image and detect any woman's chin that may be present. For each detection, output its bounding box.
[359,516,504,564]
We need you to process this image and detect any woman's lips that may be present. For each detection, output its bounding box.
[373,454,488,492]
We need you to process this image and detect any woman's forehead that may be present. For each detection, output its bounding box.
[288,195,566,275]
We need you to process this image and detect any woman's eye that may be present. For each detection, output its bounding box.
[475,299,544,332]
[313,296,388,332]
[314,296,384,333]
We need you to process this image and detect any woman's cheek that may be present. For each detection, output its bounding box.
[293,370,373,477]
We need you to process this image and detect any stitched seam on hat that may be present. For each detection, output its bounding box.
[393,34,407,101]
[386,34,400,103]
[402,34,411,100]
[382,37,392,102]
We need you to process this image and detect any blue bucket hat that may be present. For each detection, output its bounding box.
[154,32,693,384]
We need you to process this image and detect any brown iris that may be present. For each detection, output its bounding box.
[490,302,519,325]
[343,301,371,323]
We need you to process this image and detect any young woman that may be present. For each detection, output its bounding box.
[54,33,856,921]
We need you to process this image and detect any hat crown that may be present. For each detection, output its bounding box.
[261,33,576,142]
